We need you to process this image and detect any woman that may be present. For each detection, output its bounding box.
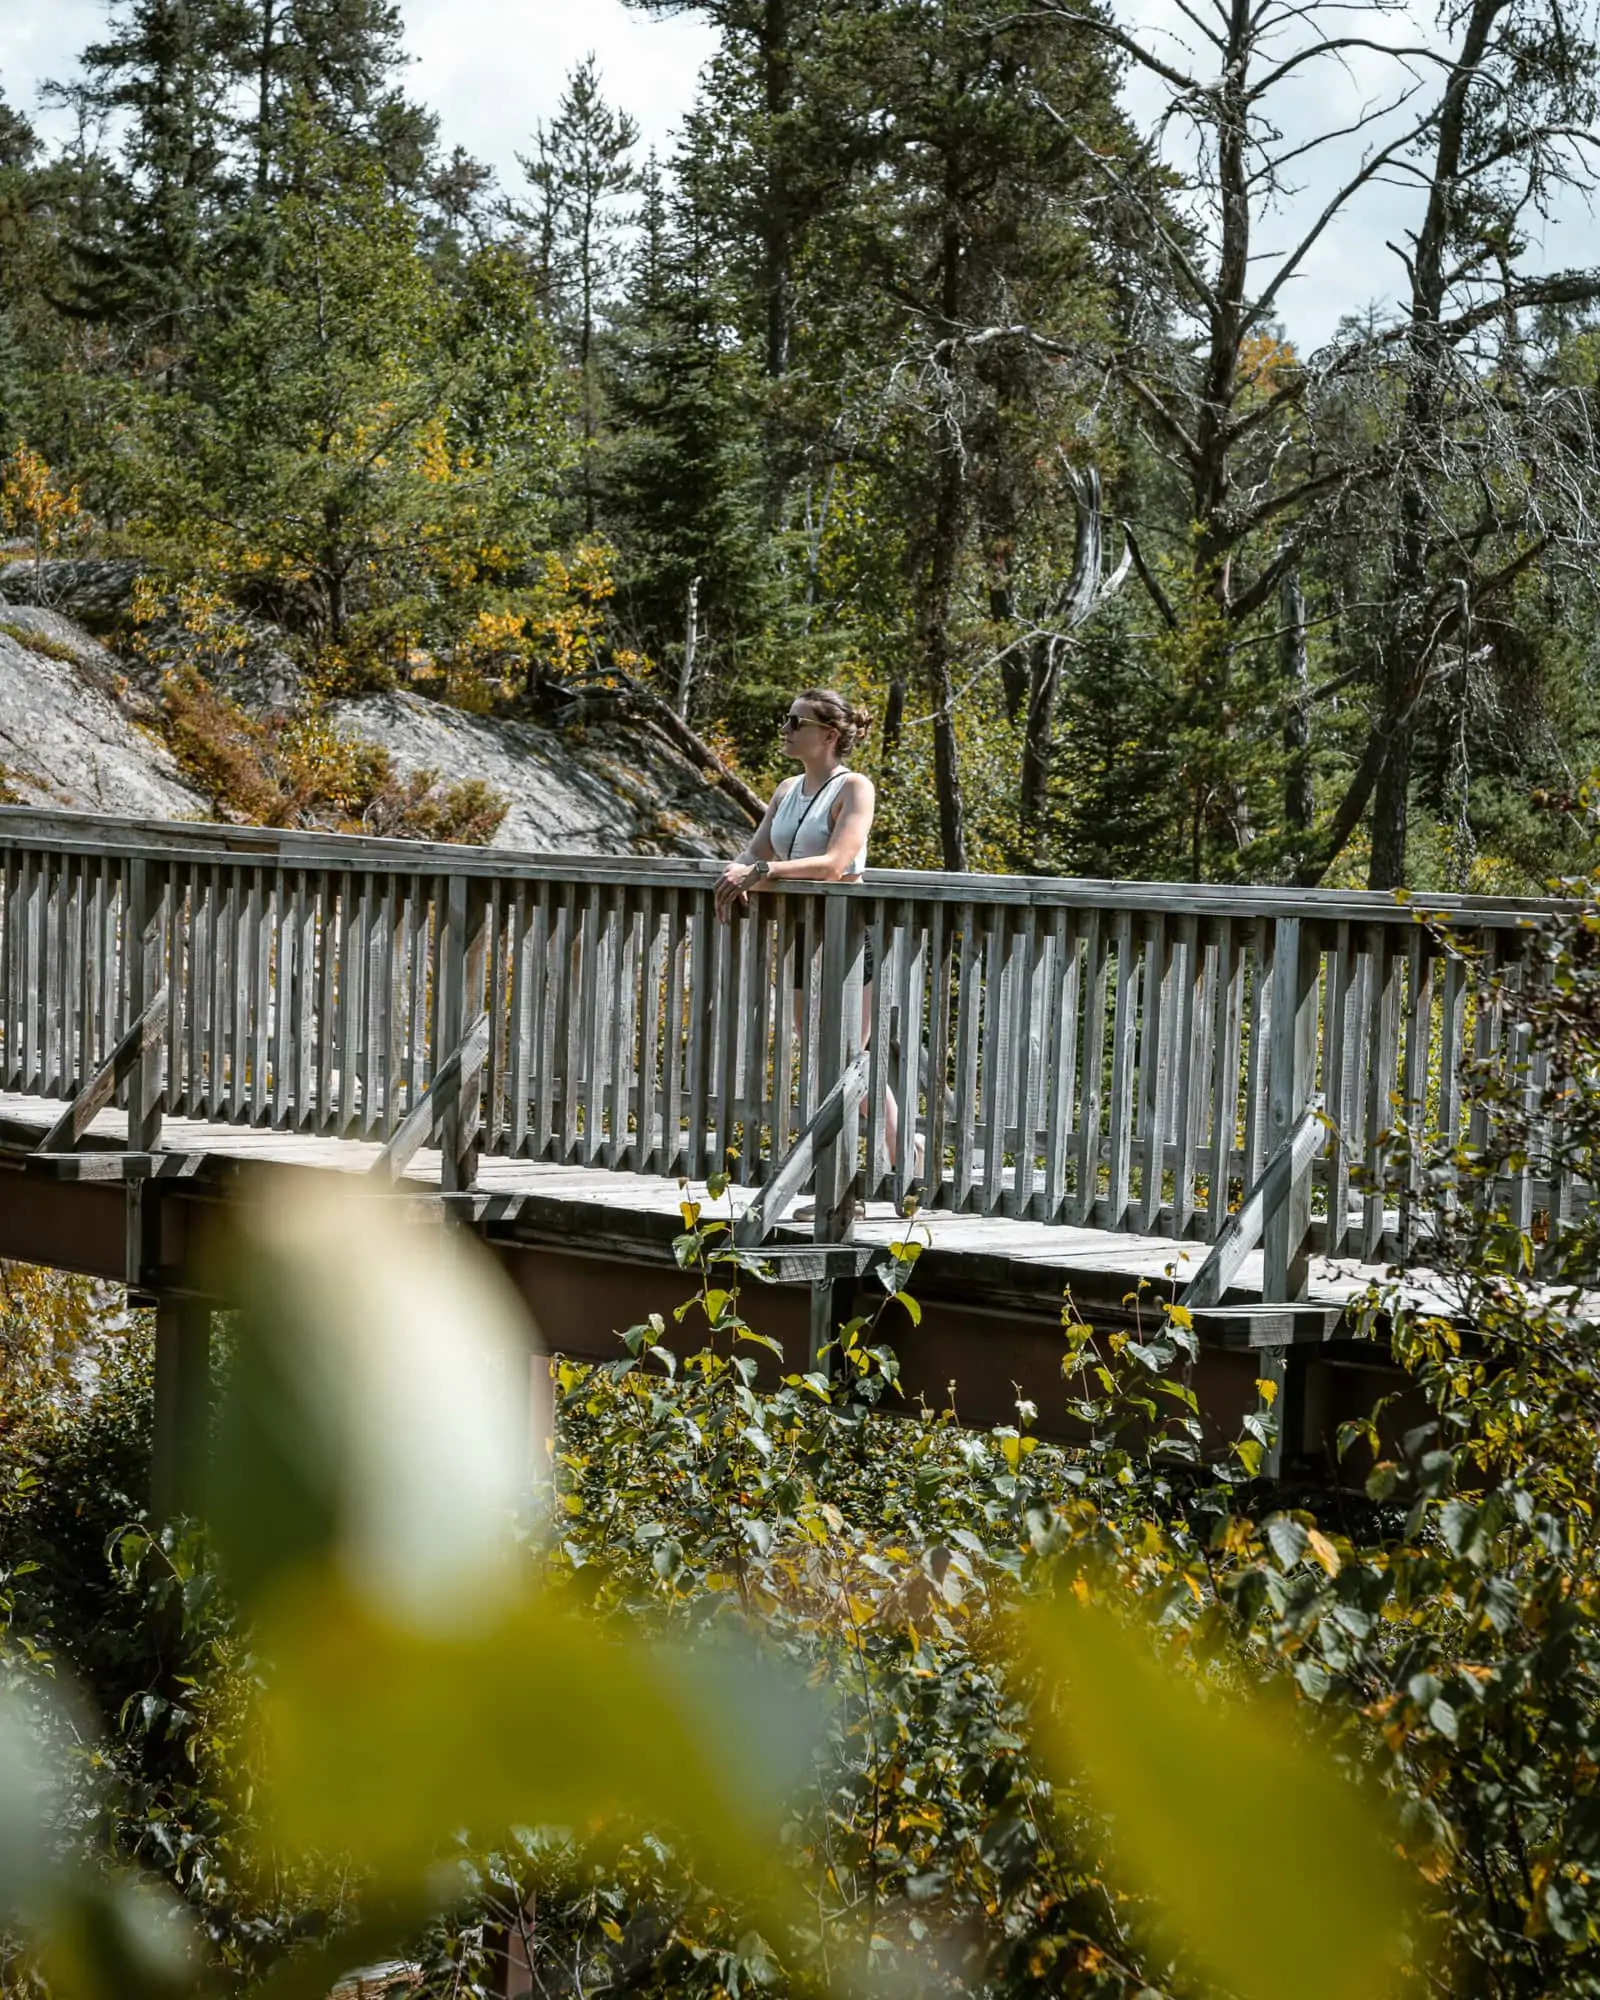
[715,689,915,1201]
[714,687,876,917]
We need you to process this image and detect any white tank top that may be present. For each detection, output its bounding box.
[771,768,865,877]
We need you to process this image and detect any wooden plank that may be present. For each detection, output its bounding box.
[124,855,166,1152]
[1263,916,1321,1303]
[682,898,713,1180]
[1322,921,1354,1258]
[661,889,688,1174]
[1171,914,1203,1239]
[1135,912,1171,1233]
[891,899,924,1207]
[1007,905,1039,1220]
[951,903,982,1212]
[1362,924,1401,1261]
[864,899,893,1201]
[922,901,951,1206]
[1104,910,1138,1229]
[1040,908,1076,1223]
[1071,908,1107,1225]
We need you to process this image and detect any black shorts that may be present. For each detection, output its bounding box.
[789,922,875,991]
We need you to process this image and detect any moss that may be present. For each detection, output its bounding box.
[0,618,83,667]
[158,666,508,843]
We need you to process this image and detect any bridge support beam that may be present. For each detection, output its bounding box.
[151,1295,212,1521]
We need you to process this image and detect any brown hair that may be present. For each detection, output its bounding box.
[797,687,873,756]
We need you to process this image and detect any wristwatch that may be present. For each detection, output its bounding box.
[748,859,771,880]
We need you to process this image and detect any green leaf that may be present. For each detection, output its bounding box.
[1265,1514,1309,1570]
[1020,1591,1416,2000]
[253,1572,823,1920]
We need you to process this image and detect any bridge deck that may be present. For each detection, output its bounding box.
[0,1088,1437,1336]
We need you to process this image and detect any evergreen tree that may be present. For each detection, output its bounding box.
[511,56,638,531]
[603,148,771,717]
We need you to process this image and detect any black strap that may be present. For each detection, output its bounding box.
[778,769,847,860]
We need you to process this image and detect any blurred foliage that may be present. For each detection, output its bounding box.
[15,886,1600,1994]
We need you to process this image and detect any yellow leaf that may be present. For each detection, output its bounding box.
[1019,1592,1416,2000]
[1307,1529,1342,1578]
[1256,1376,1279,1407]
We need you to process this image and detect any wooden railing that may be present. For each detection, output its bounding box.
[0,808,1569,1297]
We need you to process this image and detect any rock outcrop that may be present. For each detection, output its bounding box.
[329,691,749,857]
[0,616,205,818]
[0,560,752,855]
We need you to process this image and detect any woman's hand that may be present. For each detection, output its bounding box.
[715,860,761,920]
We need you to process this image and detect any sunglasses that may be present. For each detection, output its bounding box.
[780,713,825,733]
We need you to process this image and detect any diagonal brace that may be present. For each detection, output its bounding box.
[1179,1094,1326,1311]
[370,1012,490,1184]
[735,1049,870,1247]
[37,985,170,1155]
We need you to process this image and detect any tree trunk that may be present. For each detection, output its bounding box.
[1280,563,1313,839]
[1018,635,1061,861]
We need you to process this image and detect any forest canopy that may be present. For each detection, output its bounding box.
[2,0,1599,887]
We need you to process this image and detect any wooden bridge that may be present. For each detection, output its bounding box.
[0,806,1563,1504]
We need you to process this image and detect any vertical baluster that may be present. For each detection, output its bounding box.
[1171,914,1204,1240]
[21,849,41,1092]
[746,896,776,1185]
[1399,929,1434,1258]
[662,889,687,1173]
[891,901,924,1209]
[573,885,603,1166]
[1135,914,1172,1233]
[978,908,1012,1215]
[293,872,318,1129]
[42,852,63,1095]
[1322,922,1354,1258]
[602,891,634,1169]
[683,894,715,1180]
[250,868,272,1126]
[922,903,951,1207]
[507,886,531,1156]
[1362,924,1401,1261]
[62,855,85,1095]
[796,893,820,1130]
[951,904,982,1212]
[1071,909,1108,1225]
[1007,906,1040,1220]
[1202,920,1242,1241]
[629,888,661,1172]
[1104,910,1139,1230]
[771,897,797,1169]
[707,895,737,1178]
[524,881,551,1159]
[864,899,892,1202]
[1040,908,1077,1224]
[1436,945,1467,1165]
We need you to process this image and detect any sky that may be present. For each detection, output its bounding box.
[1,0,1595,352]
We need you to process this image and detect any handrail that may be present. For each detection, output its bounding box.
[0,806,1564,929]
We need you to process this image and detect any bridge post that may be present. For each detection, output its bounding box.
[1263,915,1321,1475]
[438,874,491,1191]
[810,892,865,1364]
[125,857,168,1153]
[151,1296,212,1520]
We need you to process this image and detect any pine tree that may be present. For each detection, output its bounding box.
[603,148,771,717]
[511,56,638,531]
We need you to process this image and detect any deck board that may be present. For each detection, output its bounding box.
[1,1089,1435,1317]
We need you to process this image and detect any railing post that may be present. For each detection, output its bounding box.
[151,1297,212,1519]
[1263,916,1320,1303]
[437,872,491,1191]
[125,856,167,1152]
[811,890,865,1360]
